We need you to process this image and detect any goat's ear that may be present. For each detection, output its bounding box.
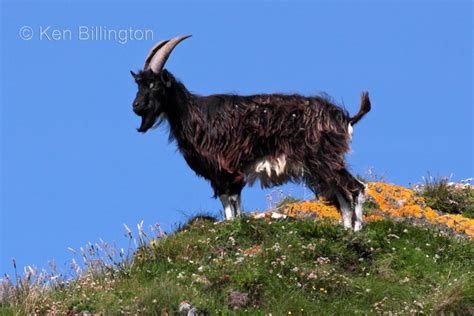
[130,70,138,80]
[161,69,172,88]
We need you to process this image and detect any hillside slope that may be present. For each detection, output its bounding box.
[1,182,473,315]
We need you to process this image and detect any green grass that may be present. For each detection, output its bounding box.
[2,217,473,315]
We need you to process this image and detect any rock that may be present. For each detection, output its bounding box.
[178,301,200,316]
[228,289,249,309]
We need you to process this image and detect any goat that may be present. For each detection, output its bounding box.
[131,35,371,231]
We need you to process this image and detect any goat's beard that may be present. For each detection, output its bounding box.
[137,113,158,133]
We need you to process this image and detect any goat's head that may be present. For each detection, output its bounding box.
[131,35,191,133]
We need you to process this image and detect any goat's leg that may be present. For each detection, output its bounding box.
[229,193,242,217]
[216,173,245,220]
[304,158,366,231]
[335,192,353,229]
[219,194,234,220]
[353,192,365,231]
[353,177,367,231]
[338,169,367,231]
[229,173,245,218]
[219,194,241,220]
[305,170,353,230]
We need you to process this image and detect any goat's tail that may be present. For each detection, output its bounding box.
[349,91,371,125]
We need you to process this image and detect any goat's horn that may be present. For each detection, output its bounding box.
[148,34,192,73]
[143,40,169,70]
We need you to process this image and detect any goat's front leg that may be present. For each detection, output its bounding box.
[229,194,241,217]
[219,194,234,220]
[217,173,245,220]
[219,193,242,220]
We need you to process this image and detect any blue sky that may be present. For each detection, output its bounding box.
[1,1,472,276]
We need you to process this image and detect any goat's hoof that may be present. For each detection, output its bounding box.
[353,222,363,232]
[343,222,352,230]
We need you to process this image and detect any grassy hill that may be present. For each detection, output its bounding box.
[1,180,473,315]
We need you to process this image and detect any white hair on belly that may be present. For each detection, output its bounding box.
[246,155,303,188]
[255,155,286,177]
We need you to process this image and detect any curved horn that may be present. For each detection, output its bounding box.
[148,34,192,73]
[143,40,169,70]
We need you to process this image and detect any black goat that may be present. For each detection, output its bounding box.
[131,35,371,231]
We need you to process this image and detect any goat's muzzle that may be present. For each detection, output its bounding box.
[133,99,148,115]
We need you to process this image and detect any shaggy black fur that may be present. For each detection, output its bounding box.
[131,68,371,210]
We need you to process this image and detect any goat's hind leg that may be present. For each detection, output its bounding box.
[339,169,367,231]
[335,192,353,230]
[353,178,367,232]
[307,175,353,230]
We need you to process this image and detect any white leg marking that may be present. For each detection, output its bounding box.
[336,192,352,230]
[354,192,366,232]
[229,194,241,217]
[219,194,234,220]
